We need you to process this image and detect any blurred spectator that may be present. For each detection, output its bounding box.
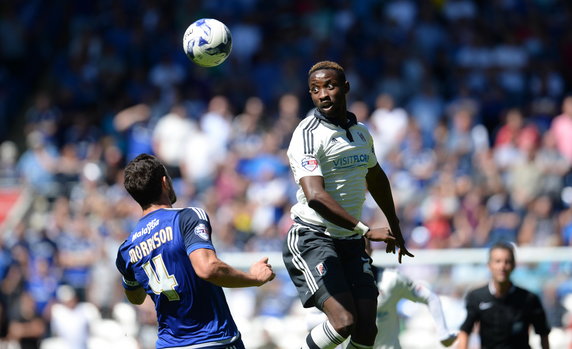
[229,96,266,159]
[56,215,99,302]
[370,93,408,161]
[151,103,196,179]
[24,92,61,144]
[406,81,444,146]
[558,187,572,246]
[518,195,560,247]
[272,93,301,150]
[451,185,490,248]
[49,285,91,349]
[535,131,570,199]
[7,291,46,349]
[180,122,224,196]
[505,134,543,209]
[113,103,154,162]
[400,121,437,190]
[148,54,186,106]
[550,95,572,164]
[445,107,489,176]
[419,175,460,248]
[200,95,233,157]
[485,194,521,246]
[26,256,58,317]
[17,131,59,199]
[0,140,18,186]
[494,108,539,149]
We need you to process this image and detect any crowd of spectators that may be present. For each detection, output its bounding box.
[1,0,572,348]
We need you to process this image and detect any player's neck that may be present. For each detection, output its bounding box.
[142,203,172,216]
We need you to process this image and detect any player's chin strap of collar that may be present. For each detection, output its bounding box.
[313,108,357,141]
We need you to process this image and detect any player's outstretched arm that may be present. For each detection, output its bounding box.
[190,248,275,287]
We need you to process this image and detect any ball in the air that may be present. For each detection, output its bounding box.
[183,18,232,67]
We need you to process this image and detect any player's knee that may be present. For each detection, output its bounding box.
[329,311,355,337]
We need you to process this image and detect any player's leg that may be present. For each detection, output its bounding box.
[345,298,377,348]
[300,291,357,349]
[321,291,357,337]
[336,238,379,348]
[283,222,355,349]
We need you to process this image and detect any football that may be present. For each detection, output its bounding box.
[182,18,232,67]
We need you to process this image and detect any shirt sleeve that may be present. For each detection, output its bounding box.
[179,207,215,255]
[115,244,140,290]
[361,124,378,168]
[529,293,551,336]
[396,273,432,304]
[460,290,479,334]
[287,122,324,182]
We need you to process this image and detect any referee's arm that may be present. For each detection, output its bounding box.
[530,293,551,349]
[457,292,479,349]
[539,335,550,349]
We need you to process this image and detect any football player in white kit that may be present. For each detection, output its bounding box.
[283,60,413,349]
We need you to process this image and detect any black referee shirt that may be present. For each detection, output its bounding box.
[460,284,551,349]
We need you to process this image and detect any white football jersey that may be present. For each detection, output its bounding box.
[287,109,377,238]
[376,269,432,349]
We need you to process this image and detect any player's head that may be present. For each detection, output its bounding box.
[487,241,515,284]
[124,153,177,210]
[308,61,349,118]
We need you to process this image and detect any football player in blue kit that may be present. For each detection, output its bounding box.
[116,153,275,349]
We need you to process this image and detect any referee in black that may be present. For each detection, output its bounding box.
[457,241,551,349]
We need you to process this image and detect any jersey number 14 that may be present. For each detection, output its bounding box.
[142,254,180,301]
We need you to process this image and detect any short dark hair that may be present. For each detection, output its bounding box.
[124,153,168,209]
[308,61,346,82]
[488,241,516,264]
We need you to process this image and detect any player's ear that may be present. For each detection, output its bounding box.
[161,176,169,189]
[344,81,350,94]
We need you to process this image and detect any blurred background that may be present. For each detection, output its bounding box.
[1,0,572,348]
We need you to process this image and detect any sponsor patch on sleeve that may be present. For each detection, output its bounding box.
[194,223,210,240]
[301,156,319,171]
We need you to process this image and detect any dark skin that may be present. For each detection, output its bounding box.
[303,68,413,344]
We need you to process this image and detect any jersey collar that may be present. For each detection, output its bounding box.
[488,281,515,297]
[313,108,358,129]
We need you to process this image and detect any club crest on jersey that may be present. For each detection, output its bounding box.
[194,223,209,240]
[301,156,318,171]
[315,262,327,276]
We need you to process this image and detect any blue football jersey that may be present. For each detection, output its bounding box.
[116,207,241,349]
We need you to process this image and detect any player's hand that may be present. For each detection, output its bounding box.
[249,257,276,286]
[439,332,458,347]
[396,241,414,264]
[384,227,414,263]
[385,239,396,254]
[364,227,396,243]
